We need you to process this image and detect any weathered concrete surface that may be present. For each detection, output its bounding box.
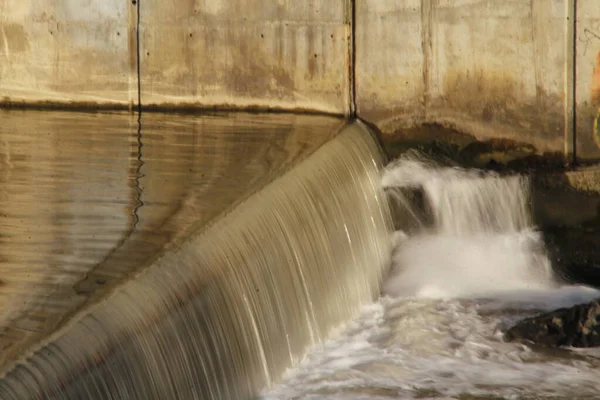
[576,1,600,160]
[356,0,576,159]
[139,0,351,114]
[0,0,350,114]
[0,0,136,107]
[1,0,599,156]
[355,1,424,121]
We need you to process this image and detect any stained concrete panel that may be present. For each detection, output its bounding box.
[576,1,600,160]
[355,0,425,121]
[356,0,570,157]
[139,0,351,115]
[0,0,135,107]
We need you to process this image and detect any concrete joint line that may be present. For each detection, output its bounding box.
[572,0,578,164]
[349,0,357,117]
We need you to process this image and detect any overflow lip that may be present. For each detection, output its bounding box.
[0,98,348,119]
[356,117,392,165]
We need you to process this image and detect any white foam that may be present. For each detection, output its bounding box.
[384,230,554,299]
[261,295,600,400]
[261,155,599,400]
[383,156,554,299]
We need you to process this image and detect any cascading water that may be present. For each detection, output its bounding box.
[4,112,600,399]
[262,151,600,400]
[382,153,555,299]
[0,121,393,399]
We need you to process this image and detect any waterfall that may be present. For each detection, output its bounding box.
[382,152,555,299]
[0,121,393,399]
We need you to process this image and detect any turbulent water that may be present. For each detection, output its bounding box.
[261,153,600,400]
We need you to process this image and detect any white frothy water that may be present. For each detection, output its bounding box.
[382,155,531,234]
[382,155,554,299]
[261,153,600,400]
[384,232,553,299]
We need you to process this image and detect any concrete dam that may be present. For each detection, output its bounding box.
[1,1,600,399]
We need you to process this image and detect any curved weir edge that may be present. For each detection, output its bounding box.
[0,121,394,399]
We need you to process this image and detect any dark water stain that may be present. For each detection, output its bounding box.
[1,23,29,52]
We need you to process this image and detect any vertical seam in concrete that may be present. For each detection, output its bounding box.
[572,0,578,164]
[565,0,576,164]
[128,1,137,111]
[421,0,433,116]
[136,0,142,114]
[531,0,543,108]
[349,0,357,117]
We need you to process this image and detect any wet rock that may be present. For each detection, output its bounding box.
[506,152,566,172]
[380,123,473,161]
[505,299,600,348]
[385,186,432,233]
[543,226,600,288]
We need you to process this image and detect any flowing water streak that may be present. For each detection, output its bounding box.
[0,122,393,399]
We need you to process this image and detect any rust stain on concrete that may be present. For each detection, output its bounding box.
[1,23,29,52]
[442,68,519,120]
[591,51,600,106]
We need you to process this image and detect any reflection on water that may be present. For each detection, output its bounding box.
[0,110,344,369]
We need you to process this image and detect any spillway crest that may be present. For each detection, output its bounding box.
[0,122,393,399]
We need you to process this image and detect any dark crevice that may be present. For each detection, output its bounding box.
[135,0,142,115]
[349,0,356,117]
[421,0,433,112]
[572,0,578,165]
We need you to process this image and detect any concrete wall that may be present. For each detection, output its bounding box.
[138,0,351,114]
[576,1,600,159]
[356,0,600,161]
[1,0,600,160]
[357,0,566,156]
[0,0,136,106]
[0,0,351,114]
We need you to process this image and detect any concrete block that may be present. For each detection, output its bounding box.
[0,0,136,107]
[357,0,571,157]
[430,0,567,154]
[576,0,600,160]
[355,0,425,120]
[139,0,351,114]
